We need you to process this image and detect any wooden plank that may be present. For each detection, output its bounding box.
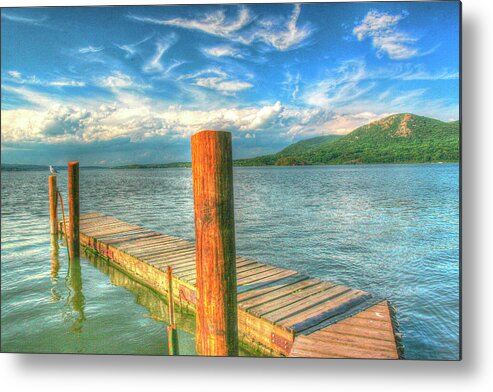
[118,234,187,250]
[278,290,369,329]
[103,231,161,244]
[253,283,346,321]
[289,334,397,359]
[133,241,194,259]
[239,277,319,309]
[237,267,293,286]
[237,265,278,280]
[148,248,196,264]
[79,212,105,220]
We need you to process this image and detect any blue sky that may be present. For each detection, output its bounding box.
[1,2,460,165]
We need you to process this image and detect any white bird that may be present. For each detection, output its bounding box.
[49,165,58,176]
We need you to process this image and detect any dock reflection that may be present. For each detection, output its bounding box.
[84,250,197,355]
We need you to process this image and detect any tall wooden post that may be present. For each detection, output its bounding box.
[191,130,238,356]
[48,175,58,235]
[68,161,80,258]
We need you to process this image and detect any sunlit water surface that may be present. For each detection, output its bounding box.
[1,164,459,359]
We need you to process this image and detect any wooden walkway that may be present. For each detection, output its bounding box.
[60,212,399,359]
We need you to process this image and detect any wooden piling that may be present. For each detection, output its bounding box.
[48,175,58,235]
[68,161,80,258]
[191,130,238,356]
[166,266,179,355]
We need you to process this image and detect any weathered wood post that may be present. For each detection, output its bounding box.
[68,161,80,258]
[50,234,60,282]
[166,266,179,355]
[191,130,238,356]
[48,175,58,235]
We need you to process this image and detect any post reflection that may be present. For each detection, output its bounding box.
[66,256,86,334]
[50,235,62,303]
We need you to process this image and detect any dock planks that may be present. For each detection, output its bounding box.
[60,212,399,359]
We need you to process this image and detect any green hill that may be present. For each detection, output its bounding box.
[235,134,342,166]
[235,113,459,166]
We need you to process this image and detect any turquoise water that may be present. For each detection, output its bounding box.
[1,164,460,359]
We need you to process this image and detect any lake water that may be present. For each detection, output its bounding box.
[1,164,460,359]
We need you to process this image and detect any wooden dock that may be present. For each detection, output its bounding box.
[60,212,400,359]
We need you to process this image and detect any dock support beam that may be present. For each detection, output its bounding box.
[166,266,179,355]
[191,130,239,356]
[48,175,58,235]
[68,161,80,259]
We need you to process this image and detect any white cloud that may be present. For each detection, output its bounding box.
[281,109,392,137]
[79,46,103,54]
[202,45,245,59]
[8,70,22,79]
[143,35,178,73]
[303,60,372,108]
[178,67,253,93]
[244,4,313,51]
[353,10,419,60]
[195,77,252,92]
[1,11,47,25]
[129,5,313,51]
[283,72,301,100]
[178,68,228,81]
[116,34,153,58]
[5,70,85,87]
[389,67,458,81]
[130,7,251,39]
[95,71,149,90]
[2,84,389,147]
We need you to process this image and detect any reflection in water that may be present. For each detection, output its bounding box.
[50,235,62,303]
[65,256,86,334]
[83,250,199,355]
[84,250,195,332]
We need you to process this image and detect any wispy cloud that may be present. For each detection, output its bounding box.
[178,68,228,81]
[1,11,47,25]
[95,71,149,90]
[79,46,104,54]
[283,72,301,100]
[143,34,178,73]
[178,68,252,93]
[116,34,154,58]
[6,70,86,87]
[244,4,313,51]
[390,67,458,81]
[354,10,420,60]
[303,60,373,107]
[195,77,253,93]
[129,5,313,51]
[129,6,251,39]
[202,45,245,59]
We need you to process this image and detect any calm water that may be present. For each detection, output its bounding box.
[1,164,460,359]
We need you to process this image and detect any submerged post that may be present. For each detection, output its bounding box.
[48,175,58,235]
[166,266,179,355]
[68,161,80,258]
[191,130,238,356]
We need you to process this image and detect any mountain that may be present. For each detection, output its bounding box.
[235,134,343,166]
[235,114,459,166]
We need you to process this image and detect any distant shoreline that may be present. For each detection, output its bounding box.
[2,160,459,172]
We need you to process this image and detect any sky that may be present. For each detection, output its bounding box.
[1,2,460,165]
